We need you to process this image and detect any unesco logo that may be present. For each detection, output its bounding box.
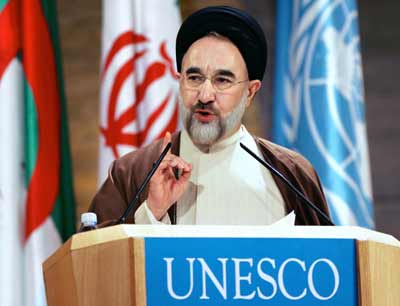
[163,257,340,301]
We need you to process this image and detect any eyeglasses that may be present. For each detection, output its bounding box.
[181,73,249,91]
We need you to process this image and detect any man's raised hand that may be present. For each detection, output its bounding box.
[147,132,192,220]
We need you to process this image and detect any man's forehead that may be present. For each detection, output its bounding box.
[181,36,248,76]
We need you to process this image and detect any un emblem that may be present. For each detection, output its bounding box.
[282,0,373,227]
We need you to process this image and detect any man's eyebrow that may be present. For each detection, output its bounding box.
[185,67,201,74]
[214,69,235,78]
[185,67,236,78]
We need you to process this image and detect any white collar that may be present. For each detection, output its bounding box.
[181,125,246,154]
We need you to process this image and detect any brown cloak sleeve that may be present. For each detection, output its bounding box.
[255,137,331,225]
[89,133,181,225]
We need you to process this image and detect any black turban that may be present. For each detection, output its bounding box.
[176,6,268,81]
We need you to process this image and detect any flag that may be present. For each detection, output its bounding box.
[99,0,181,183]
[273,0,373,227]
[0,0,76,305]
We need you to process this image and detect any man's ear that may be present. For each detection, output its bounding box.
[246,80,262,107]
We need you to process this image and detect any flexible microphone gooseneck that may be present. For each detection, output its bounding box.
[240,142,334,226]
[117,142,172,224]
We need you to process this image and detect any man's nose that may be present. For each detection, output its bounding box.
[198,79,216,103]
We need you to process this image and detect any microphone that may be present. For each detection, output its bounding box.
[117,142,172,224]
[240,143,334,226]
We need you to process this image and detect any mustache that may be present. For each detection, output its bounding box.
[191,102,220,115]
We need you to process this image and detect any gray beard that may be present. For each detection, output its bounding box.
[179,93,247,148]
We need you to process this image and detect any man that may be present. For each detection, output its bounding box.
[90,6,330,226]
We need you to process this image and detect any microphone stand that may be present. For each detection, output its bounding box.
[240,143,334,226]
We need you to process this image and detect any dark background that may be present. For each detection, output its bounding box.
[57,0,400,237]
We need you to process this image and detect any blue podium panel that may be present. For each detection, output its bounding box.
[145,238,358,306]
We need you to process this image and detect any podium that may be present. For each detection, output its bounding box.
[43,225,400,306]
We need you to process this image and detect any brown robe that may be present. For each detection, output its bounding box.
[89,132,330,226]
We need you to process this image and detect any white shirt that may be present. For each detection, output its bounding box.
[135,126,286,225]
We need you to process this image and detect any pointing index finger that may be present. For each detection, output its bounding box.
[153,132,172,168]
[161,131,172,154]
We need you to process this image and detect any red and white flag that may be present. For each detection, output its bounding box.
[99,0,181,183]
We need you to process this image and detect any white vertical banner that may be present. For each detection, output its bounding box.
[0,60,25,306]
[99,0,181,183]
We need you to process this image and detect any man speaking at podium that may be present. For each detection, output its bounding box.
[90,6,330,226]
